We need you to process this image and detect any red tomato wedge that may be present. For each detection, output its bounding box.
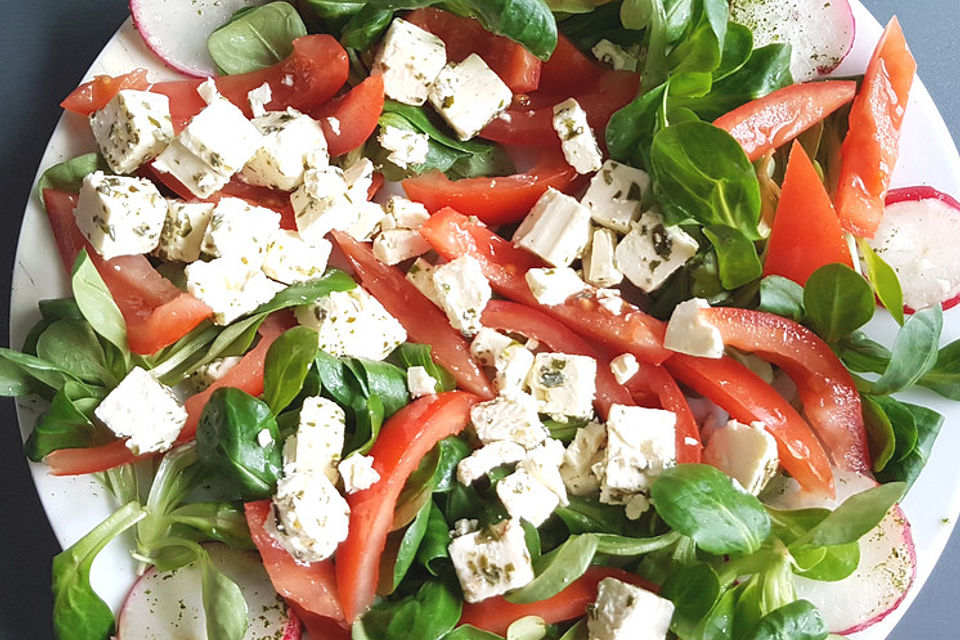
[460,566,656,636]
[61,69,150,116]
[314,74,385,158]
[336,392,480,622]
[835,18,916,237]
[763,142,853,285]
[714,81,857,162]
[666,354,835,497]
[245,500,345,624]
[332,231,495,399]
[419,208,670,364]
[42,189,88,274]
[701,307,871,475]
[537,33,602,96]
[625,365,702,464]
[402,149,578,225]
[405,8,541,93]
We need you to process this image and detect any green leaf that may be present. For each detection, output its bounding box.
[713,21,752,81]
[71,250,129,356]
[750,599,828,640]
[858,239,904,325]
[261,269,357,314]
[839,331,890,375]
[416,501,452,575]
[793,542,859,582]
[758,275,805,322]
[876,400,944,490]
[666,0,727,77]
[662,562,722,637]
[391,343,457,392]
[593,531,682,556]
[344,357,409,418]
[703,224,762,289]
[208,1,307,75]
[802,263,874,344]
[861,395,897,473]
[918,337,960,400]
[24,382,108,461]
[392,498,433,590]
[791,483,905,549]
[462,0,558,60]
[341,5,393,50]
[0,348,86,398]
[698,583,738,640]
[506,534,598,604]
[356,580,462,640]
[870,305,943,395]
[606,81,670,168]
[36,319,111,385]
[200,555,249,640]
[169,502,255,550]
[555,495,634,534]
[37,153,108,200]
[263,327,319,413]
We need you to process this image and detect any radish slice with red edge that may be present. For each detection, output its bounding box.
[869,186,960,313]
[729,0,855,81]
[129,0,269,77]
[117,544,300,639]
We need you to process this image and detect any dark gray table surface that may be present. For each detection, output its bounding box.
[1,1,958,638]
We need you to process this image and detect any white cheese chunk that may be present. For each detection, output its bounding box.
[406,257,444,307]
[517,438,568,506]
[247,82,272,118]
[598,405,676,505]
[470,393,548,449]
[527,353,596,419]
[451,518,479,537]
[379,125,430,169]
[457,441,527,486]
[581,160,649,233]
[338,453,381,494]
[185,257,282,325]
[497,468,560,526]
[552,98,603,174]
[663,297,724,359]
[582,226,623,287]
[609,353,639,385]
[560,421,606,496]
[432,255,492,336]
[183,356,242,394]
[449,519,535,603]
[243,108,328,190]
[291,166,356,244]
[591,39,639,72]
[493,344,535,397]
[267,470,350,563]
[470,327,517,367]
[373,228,431,265]
[513,188,592,268]
[346,201,387,242]
[197,78,219,104]
[283,396,346,483]
[90,89,174,174]
[428,54,512,141]
[262,229,332,285]
[616,211,698,292]
[407,365,439,398]
[525,267,587,306]
[73,171,167,260]
[155,200,214,263]
[373,18,447,106]
[295,287,407,360]
[257,428,274,448]
[94,367,187,455]
[704,420,779,495]
[201,197,281,265]
[382,196,430,230]
[588,578,674,640]
[343,157,375,200]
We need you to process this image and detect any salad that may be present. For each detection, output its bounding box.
[7,0,960,639]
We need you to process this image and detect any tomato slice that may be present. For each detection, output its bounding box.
[402,149,578,225]
[460,566,656,636]
[702,307,870,475]
[336,392,480,622]
[314,74,385,158]
[332,231,495,399]
[60,69,150,116]
[714,81,857,162]
[666,354,835,497]
[763,142,853,285]
[625,365,702,464]
[42,190,88,274]
[404,8,542,93]
[537,34,601,96]
[835,18,916,237]
[419,208,670,364]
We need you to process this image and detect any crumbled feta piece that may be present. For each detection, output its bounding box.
[185,257,281,325]
[197,78,219,104]
[609,353,639,385]
[449,519,535,603]
[560,421,606,496]
[616,211,698,292]
[94,367,187,455]
[257,428,274,448]
[582,227,623,287]
[73,171,167,260]
[184,356,242,394]
[338,453,381,493]
[527,353,596,419]
[373,18,447,106]
[595,288,625,315]
[382,196,430,230]
[581,160,649,233]
[432,255,491,336]
[497,468,560,526]
[343,157,375,201]
[295,287,407,360]
[373,228,431,265]
[470,393,548,449]
[243,108,328,190]
[262,229,332,285]
[598,405,676,505]
[729,349,775,384]
[406,257,443,307]
[201,197,281,265]
[624,494,651,520]
[525,267,587,306]
[428,54,512,140]
[407,365,439,398]
[326,116,340,134]
[663,298,724,359]
[591,39,639,72]
[493,344,535,396]
[379,125,430,169]
[704,420,779,495]
[247,82,273,117]
[470,328,516,366]
[552,98,603,174]
[283,396,345,482]
[291,166,356,244]
[457,441,527,485]
[513,188,592,268]
[345,201,387,242]
[90,89,174,174]
[517,438,568,505]
[155,200,214,263]
[267,470,350,563]
[588,578,674,640]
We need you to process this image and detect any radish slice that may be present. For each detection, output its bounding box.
[117,544,301,639]
[729,0,855,81]
[129,0,269,77]
[870,186,960,313]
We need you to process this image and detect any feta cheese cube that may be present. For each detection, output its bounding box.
[155,200,214,263]
[703,420,779,495]
[582,227,623,287]
[407,365,439,398]
[517,438,568,505]
[291,166,356,244]
[525,267,587,306]
[663,298,724,359]
[201,197,282,265]
[470,393,548,449]
[493,343,535,396]
[599,405,676,505]
[262,229,332,285]
[432,255,491,336]
[379,125,430,169]
[267,470,350,563]
[470,327,517,366]
[183,356,242,394]
[283,396,345,482]
[581,160,649,233]
[295,287,407,360]
[609,353,639,385]
[94,367,187,455]
[616,212,698,292]
[406,258,443,307]
[247,82,273,117]
[257,428,274,448]
[560,421,606,496]
[497,468,560,526]
[73,171,167,260]
[513,188,592,268]
[449,519,535,603]
[591,40,639,72]
[343,157,375,200]
[373,228,431,265]
[457,441,527,485]
[552,98,603,174]
[428,54,512,141]
[338,453,381,493]
[185,257,281,325]
[588,578,674,640]
[382,196,430,230]
[527,353,596,419]
[595,288,625,315]
[373,18,447,106]
[346,201,387,242]
[243,108,328,190]
[90,89,174,174]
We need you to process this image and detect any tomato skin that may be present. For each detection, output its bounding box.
[625,365,702,464]
[60,69,150,115]
[333,231,494,399]
[42,190,87,274]
[336,392,480,622]
[402,149,578,225]
[314,74,385,157]
[537,33,601,95]
[714,81,857,162]
[836,18,916,237]
[763,143,853,285]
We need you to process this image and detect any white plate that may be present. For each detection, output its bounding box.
[10,3,960,637]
